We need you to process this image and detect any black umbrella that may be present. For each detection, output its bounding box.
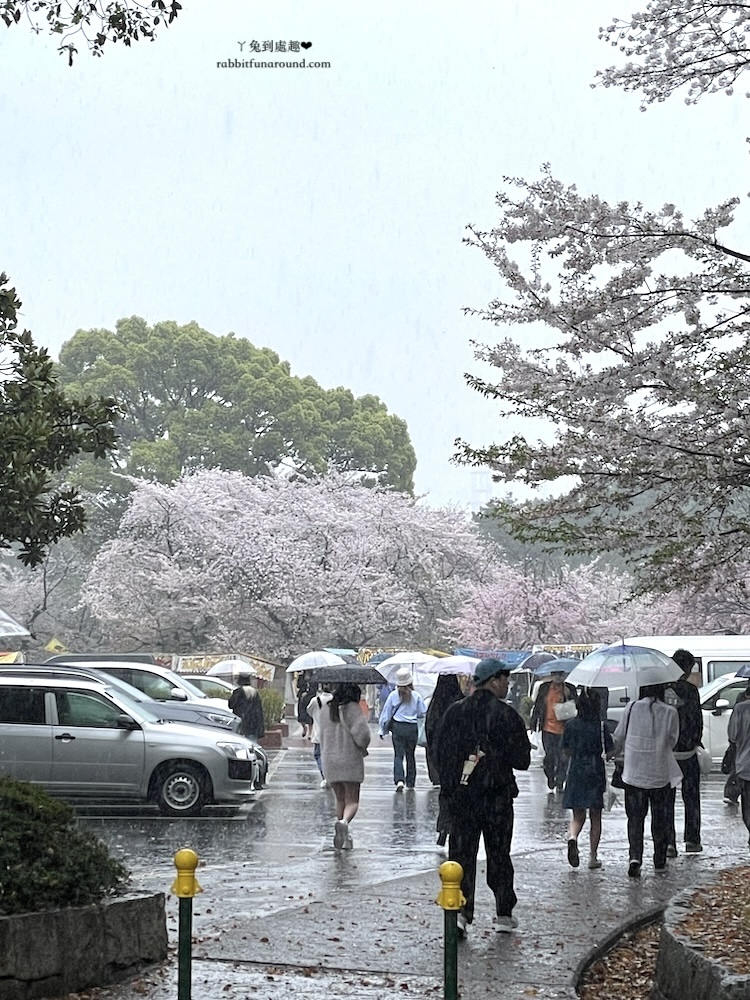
[309,665,387,685]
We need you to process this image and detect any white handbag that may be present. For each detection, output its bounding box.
[554,699,577,722]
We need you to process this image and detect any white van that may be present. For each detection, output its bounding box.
[625,635,750,685]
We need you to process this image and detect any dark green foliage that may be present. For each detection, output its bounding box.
[0,275,119,567]
[0,778,129,915]
[259,687,285,727]
[57,317,416,492]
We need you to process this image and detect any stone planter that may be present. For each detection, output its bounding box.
[0,891,167,1000]
[259,727,283,748]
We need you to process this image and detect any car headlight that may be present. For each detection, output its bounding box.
[206,714,234,727]
[217,742,255,760]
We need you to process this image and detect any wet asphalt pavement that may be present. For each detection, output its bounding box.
[78,725,750,1000]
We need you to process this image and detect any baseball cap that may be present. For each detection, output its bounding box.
[473,658,510,685]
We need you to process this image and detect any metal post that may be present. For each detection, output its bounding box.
[171,848,203,1000]
[436,860,465,1000]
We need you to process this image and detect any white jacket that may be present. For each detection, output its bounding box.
[614,697,682,789]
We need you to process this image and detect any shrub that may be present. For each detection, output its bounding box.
[259,687,285,727]
[0,777,129,915]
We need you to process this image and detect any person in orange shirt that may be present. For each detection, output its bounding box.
[531,671,577,793]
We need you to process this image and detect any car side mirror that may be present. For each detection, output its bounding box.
[712,698,731,715]
[116,714,141,730]
[169,688,189,702]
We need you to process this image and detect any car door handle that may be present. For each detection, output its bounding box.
[55,733,76,741]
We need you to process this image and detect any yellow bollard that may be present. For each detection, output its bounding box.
[436,861,465,1000]
[172,849,202,1000]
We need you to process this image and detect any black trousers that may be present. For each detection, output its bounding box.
[667,754,701,847]
[542,731,567,790]
[741,778,750,843]
[624,783,672,866]
[448,789,516,923]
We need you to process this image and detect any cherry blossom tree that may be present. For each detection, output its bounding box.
[457,3,750,595]
[597,2,750,106]
[81,470,497,656]
[442,561,714,649]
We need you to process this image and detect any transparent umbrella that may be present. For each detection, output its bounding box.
[566,643,683,690]
[421,655,480,676]
[286,650,348,673]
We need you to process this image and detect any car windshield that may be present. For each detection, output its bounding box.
[162,670,209,699]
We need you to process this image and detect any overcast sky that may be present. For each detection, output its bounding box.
[1,1,747,509]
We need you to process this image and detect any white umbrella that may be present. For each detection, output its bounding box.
[285,650,347,674]
[566,643,683,690]
[376,651,438,683]
[422,655,480,676]
[0,608,30,639]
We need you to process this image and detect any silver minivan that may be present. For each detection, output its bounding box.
[0,674,259,815]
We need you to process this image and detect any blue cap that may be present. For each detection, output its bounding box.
[473,658,510,685]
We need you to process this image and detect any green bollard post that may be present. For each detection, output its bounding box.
[436,860,465,1000]
[171,849,202,1000]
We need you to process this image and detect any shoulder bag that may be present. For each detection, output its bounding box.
[611,708,631,789]
[601,722,619,810]
[554,699,578,722]
[721,742,736,775]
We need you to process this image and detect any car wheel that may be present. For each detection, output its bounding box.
[155,763,209,817]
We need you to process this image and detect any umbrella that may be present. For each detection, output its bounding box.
[735,663,750,679]
[566,643,683,690]
[285,650,347,674]
[422,655,481,676]
[376,651,438,683]
[308,665,387,685]
[534,657,580,678]
[519,652,558,672]
[206,658,270,683]
[0,608,30,639]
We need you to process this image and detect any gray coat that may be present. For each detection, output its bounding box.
[319,700,371,784]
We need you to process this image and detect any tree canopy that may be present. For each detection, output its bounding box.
[1,0,181,64]
[57,318,416,492]
[456,3,750,595]
[0,275,119,567]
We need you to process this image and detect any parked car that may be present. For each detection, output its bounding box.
[3,664,269,788]
[180,674,234,700]
[0,673,259,815]
[699,673,750,766]
[52,659,230,708]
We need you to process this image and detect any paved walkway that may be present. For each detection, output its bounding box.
[88,739,749,1000]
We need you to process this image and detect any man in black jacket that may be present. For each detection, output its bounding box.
[666,649,704,854]
[435,658,531,936]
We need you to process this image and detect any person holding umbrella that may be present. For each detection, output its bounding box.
[531,667,577,794]
[665,648,704,855]
[727,671,750,848]
[379,667,427,791]
[317,682,371,850]
[614,683,682,877]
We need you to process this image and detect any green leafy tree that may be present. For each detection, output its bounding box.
[57,317,416,491]
[0,275,119,567]
[1,0,181,65]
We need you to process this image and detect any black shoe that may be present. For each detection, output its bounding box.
[685,842,702,854]
[654,859,667,871]
[436,831,447,847]
[567,838,580,868]
[666,845,677,859]
[628,860,641,878]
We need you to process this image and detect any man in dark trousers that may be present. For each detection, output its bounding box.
[228,672,265,742]
[666,648,704,854]
[434,658,531,937]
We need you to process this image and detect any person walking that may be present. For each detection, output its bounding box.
[666,648,704,855]
[296,678,314,739]
[723,681,750,805]
[531,670,577,794]
[306,683,333,787]
[228,672,265,741]
[378,667,427,791]
[434,658,531,936]
[562,688,613,870]
[317,683,371,850]
[424,673,464,846]
[727,686,750,849]
[614,684,682,877]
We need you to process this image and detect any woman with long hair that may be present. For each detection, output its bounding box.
[613,683,682,877]
[378,667,427,790]
[317,682,371,850]
[562,688,612,869]
[425,674,464,846]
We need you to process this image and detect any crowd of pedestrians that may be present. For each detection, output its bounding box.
[277,646,750,939]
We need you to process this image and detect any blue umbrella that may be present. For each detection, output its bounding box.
[534,657,580,677]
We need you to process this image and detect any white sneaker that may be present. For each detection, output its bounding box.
[343,830,354,850]
[395,781,405,792]
[495,915,515,933]
[320,778,328,788]
[456,913,468,939]
[333,819,348,849]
